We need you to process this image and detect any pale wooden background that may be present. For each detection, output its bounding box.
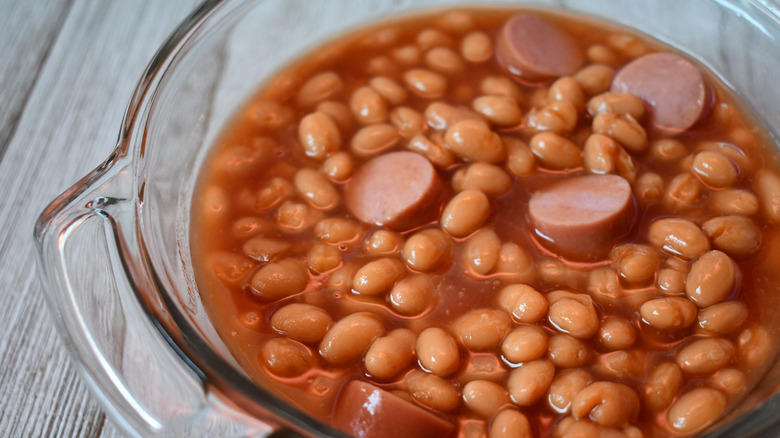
[0,1,200,436]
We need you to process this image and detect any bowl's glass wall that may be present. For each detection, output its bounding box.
[136,0,780,435]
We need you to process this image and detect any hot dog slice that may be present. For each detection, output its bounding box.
[333,381,455,438]
[345,151,440,230]
[611,53,707,134]
[496,13,584,83]
[528,174,634,261]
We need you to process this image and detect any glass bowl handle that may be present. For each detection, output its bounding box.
[33,156,274,437]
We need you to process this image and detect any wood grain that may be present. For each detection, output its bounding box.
[0,1,199,436]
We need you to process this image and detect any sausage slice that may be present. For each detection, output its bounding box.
[333,380,455,438]
[528,174,634,261]
[496,13,584,83]
[611,53,707,134]
[345,151,440,230]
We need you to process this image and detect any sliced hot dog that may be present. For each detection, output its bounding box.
[495,13,584,83]
[333,380,455,438]
[345,151,440,230]
[528,174,635,261]
[611,53,707,134]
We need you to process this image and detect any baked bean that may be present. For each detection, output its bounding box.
[364,229,402,255]
[391,106,427,138]
[417,327,461,376]
[321,151,354,182]
[444,119,505,162]
[507,360,555,406]
[709,189,760,216]
[607,33,651,57]
[650,138,688,162]
[389,274,434,316]
[326,263,357,295]
[504,136,536,177]
[538,259,587,291]
[319,312,383,364]
[598,317,636,350]
[583,133,636,182]
[351,257,405,296]
[678,337,736,375]
[404,68,448,98]
[392,44,421,66]
[462,228,501,276]
[586,267,622,304]
[297,71,343,107]
[530,132,583,170]
[472,95,522,127]
[424,101,480,130]
[441,189,491,237]
[573,64,615,96]
[547,369,591,414]
[294,168,340,210]
[667,387,727,434]
[417,28,455,49]
[634,172,664,203]
[369,76,408,105]
[437,10,475,33]
[639,297,697,330]
[208,251,255,287]
[648,218,710,260]
[489,409,532,438]
[657,269,687,295]
[711,368,747,396]
[700,140,752,171]
[698,301,748,335]
[686,250,737,307]
[242,237,290,262]
[691,151,739,188]
[527,101,578,135]
[367,56,398,77]
[452,163,512,197]
[592,112,647,153]
[587,92,644,119]
[307,243,342,273]
[262,337,314,377]
[215,139,274,177]
[452,308,511,351]
[610,244,660,285]
[501,325,548,364]
[298,112,342,161]
[407,134,455,168]
[586,44,620,66]
[594,349,644,381]
[738,325,773,371]
[250,258,308,300]
[756,170,780,222]
[232,216,273,239]
[462,380,510,418]
[547,291,599,339]
[350,123,400,158]
[314,218,363,244]
[498,284,548,324]
[257,177,295,211]
[248,99,295,132]
[461,31,492,63]
[425,47,465,75]
[350,86,389,124]
[548,76,586,112]
[663,172,703,210]
[364,328,415,379]
[480,75,524,101]
[702,215,762,258]
[644,362,683,412]
[316,100,354,133]
[404,228,451,272]
[547,334,591,368]
[571,381,639,428]
[494,242,535,283]
[270,303,333,344]
[406,370,459,411]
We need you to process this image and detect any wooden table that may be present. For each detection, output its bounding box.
[0,1,200,436]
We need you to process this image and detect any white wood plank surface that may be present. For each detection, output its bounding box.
[0,1,200,436]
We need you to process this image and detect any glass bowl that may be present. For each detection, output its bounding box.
[34,0,780,436]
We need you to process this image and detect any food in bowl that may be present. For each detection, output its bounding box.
[190,6,780,437]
